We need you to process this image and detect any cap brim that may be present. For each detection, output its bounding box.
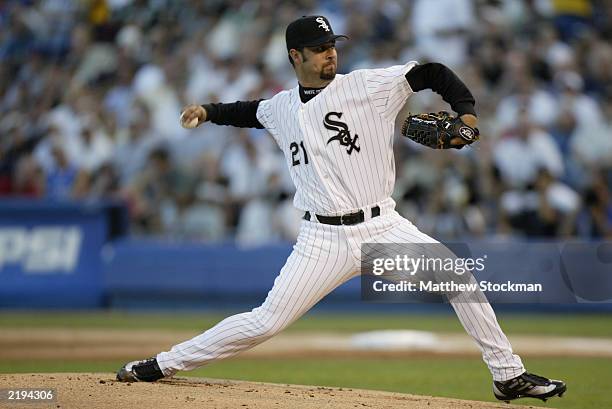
[300,34,348,47]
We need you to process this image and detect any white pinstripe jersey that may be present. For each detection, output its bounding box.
[256,61,418,215]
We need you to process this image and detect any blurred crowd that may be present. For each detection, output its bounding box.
[1,0,611,243]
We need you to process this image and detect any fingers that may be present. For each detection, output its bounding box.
[180,105,206,129]
[459,114,478,128]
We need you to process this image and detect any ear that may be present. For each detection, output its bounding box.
[289,49,301,65]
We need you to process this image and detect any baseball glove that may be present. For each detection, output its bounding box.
[400,111,480,149]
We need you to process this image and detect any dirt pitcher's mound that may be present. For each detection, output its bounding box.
[0,373,547,409]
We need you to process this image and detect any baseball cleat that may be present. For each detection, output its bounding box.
[493,372,566,403]
[116,357,164,382]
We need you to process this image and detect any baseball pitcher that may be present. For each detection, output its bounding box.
[117,15,566,404]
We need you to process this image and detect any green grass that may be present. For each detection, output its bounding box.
[1,311,611,337]
[0,357,607,409]
[188,357,607,409]
[1,312,610,408]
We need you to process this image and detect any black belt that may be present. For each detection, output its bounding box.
[303,206,380,226]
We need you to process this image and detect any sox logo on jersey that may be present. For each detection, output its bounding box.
[324,112,360,155]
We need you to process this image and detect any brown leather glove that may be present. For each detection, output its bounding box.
[401,111,480,149]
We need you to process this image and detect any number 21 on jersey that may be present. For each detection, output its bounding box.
[290,141,309,166]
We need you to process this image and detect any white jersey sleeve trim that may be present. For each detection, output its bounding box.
[364,61,418,122]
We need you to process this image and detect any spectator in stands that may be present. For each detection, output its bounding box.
[570,95,612,171]
[177,153,228,241]
[71,121,113,173]
[499,169,580,238]
[493,114,564,189]
[12,152,43,198]
[73,162,120,202]
[495,69,558,131]
[44,144,78,200]
[411,0,475,68]
[579,171,612,239]
[112,103,162,185]
[126,146,195,234]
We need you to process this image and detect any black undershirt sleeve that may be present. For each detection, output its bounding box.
[405,63,476,117]
[201,100,265,129]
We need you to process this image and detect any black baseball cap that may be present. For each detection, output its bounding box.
[286,15,348,51]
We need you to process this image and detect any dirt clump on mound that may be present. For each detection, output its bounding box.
[0,373,537,409]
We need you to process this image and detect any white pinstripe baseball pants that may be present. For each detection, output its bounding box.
[156,199,525,381]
